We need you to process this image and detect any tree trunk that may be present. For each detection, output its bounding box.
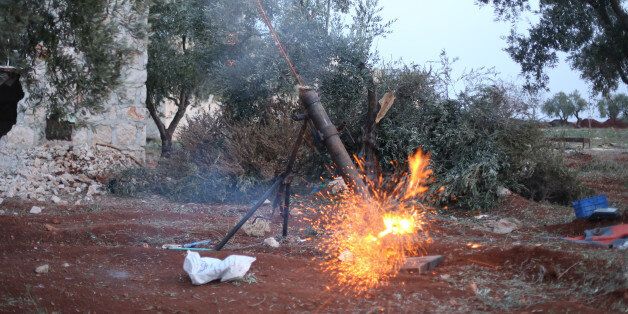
[161,131,174,157]
[146,88,190,158]
[360,71,381,180]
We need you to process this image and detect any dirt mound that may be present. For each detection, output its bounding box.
[548,119,575,127]
[578,118,606,128]
[548,118,627,129]
[464,246,621,287]
[601,119,628,128]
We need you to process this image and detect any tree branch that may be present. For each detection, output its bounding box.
[166,89,190,135]
[165,95,179,106]
[584,0,628,60]
[146,94,167,141]
[618,64,628,85]
[609,0,628,32]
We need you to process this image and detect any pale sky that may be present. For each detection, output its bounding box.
[374,0,627,120]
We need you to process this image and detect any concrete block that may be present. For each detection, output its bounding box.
[401,255,444,273]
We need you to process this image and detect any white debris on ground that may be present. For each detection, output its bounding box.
[34,264,49,274]
[488,218,519,234]
[29,206,43,214]
[263,237,280,248]
[183,251,256,285]
[0,142,138,203]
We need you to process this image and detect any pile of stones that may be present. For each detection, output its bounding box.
[0,141,138,204]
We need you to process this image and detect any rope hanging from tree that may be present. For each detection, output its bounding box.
[254,0,305,86]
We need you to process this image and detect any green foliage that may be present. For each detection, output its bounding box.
[597,93,628,120]
[146,0,257,111]
[119,0,583,210]
[375,77,584,209]
[0,0,146,115]
[514,147,586,204]
[479,0,628,95]
[569,90,589,121]
[146,0,259,155]
[212,0,392,122]
[542,90,588,122]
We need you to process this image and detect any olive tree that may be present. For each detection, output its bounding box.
[542,92,574,123]
[598,93,628,121]
[145,0,257,156]
[478,0,628,95]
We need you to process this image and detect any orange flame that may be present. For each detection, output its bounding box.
[313,149,433,293]
[403,150,432,200]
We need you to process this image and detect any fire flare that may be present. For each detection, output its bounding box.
[313,149,433,293]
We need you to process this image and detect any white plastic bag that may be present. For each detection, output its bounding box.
[183,251,256,285]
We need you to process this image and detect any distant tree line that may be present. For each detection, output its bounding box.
[542,91,628,124]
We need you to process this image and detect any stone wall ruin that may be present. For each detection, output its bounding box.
[0,2,149,203]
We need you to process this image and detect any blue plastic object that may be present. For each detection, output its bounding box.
[572,195,609,219]
[182,239,212,248]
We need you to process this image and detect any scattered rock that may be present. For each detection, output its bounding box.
[0,197,3,205]
[328,176,347,194]
[263,199,271,205]
[0,142,137,201]
[43,223,58,232]
[492,218,518,234]
[242,219,270,237]
[29,206,43,214]
[62,262,70,268]
[0,210,4,215]
[263,237,280,248]
[35,264,49,274]
[51,195,62,204]
[497,186,512,197]
[86,184,101,197]
[401,255,444,273]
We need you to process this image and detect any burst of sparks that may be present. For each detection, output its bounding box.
[311,149,434,293]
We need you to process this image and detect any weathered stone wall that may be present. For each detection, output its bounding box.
[0,1,148,162]
[0,1,149,201]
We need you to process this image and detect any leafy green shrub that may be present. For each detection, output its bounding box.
[112,60,584,209]
[375,82,585,209]
[514,148,588,204]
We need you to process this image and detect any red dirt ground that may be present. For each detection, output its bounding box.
[0,151,626,312]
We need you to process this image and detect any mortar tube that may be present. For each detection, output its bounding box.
[298,86,369,197]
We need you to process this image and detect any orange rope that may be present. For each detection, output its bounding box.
[254,0,305,86]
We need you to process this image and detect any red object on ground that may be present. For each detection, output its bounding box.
[565,224,628,246]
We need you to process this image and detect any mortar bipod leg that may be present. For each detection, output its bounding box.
[214,176,284,250]
[282,183,291,237]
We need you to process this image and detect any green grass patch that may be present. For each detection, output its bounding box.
[543,128,628,148]
[578,158,628,184]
